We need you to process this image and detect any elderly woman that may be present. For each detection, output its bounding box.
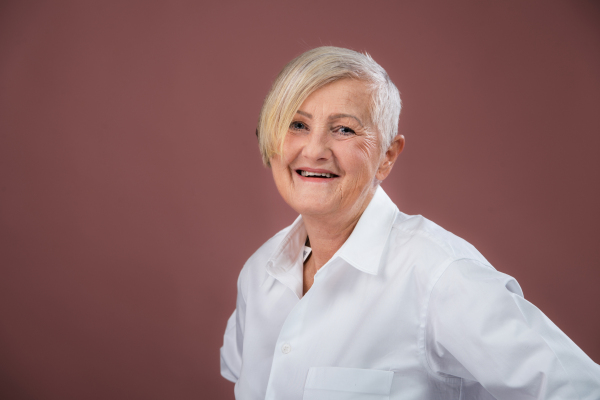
[220,47,600,400]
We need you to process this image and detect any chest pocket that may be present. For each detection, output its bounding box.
[303,367,394,400]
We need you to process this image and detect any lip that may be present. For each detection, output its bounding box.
[294,166,340,182]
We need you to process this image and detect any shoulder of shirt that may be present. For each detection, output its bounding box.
[390,211,492,267]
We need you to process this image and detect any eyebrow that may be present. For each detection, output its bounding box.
[328,113,363,127]
[296,110,312,118]
[295,111,364,127]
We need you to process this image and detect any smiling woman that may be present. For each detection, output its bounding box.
[220,47,600,400]
[270,78,404,294]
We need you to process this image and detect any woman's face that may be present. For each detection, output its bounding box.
[270,79,398,220]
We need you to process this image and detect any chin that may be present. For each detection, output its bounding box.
[291,199,337,217]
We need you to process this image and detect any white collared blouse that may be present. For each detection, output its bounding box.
[220,187,600,399]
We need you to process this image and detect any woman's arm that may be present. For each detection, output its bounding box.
[220,270,247,382]
[426,258,600,399]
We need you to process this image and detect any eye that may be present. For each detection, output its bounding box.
[290,121,308,131]
[334,125,356,136]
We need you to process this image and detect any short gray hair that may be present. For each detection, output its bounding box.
[257,46,402,166]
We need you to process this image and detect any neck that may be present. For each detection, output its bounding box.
[302,187,377,272]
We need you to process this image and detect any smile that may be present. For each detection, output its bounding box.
[296,170,339,178]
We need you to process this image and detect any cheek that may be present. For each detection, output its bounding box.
[347,136,381,178]
[269,157,287,185]
[270,158,295,206]
[338,152,376,193]
[282,132,303,159]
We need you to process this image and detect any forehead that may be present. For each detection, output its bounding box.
[299,79,373,121]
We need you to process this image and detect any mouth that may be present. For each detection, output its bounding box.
[296,169,339,179]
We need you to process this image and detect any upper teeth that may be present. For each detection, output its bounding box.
[301,170,334,178]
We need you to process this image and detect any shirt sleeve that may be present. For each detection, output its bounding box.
[425,258,600,400]
[220,270,247,383]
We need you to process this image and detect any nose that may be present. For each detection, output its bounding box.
[301,127,332,161]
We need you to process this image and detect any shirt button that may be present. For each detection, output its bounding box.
[281,343,291,354]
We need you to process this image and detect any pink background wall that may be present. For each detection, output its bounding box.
[1,1,599,398]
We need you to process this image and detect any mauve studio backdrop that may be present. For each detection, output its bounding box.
[1,1,599,399]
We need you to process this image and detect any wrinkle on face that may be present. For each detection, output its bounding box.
[358,129,379,161]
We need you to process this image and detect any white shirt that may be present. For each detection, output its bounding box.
[220,187,600,399]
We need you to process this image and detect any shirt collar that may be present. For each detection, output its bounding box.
[336,185,398,275]
[266,186,398,294]
[266,215,307,298]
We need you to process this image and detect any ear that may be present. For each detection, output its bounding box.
[376,134,405,181]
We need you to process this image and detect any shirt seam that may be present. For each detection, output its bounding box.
[421,257,485,381]
[392,223,459,260]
